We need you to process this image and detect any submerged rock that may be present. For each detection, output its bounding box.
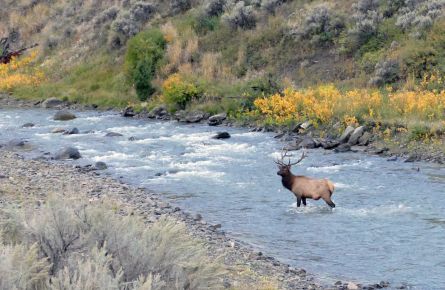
[63,127,79,135]
[54,147,81,160]
[51,127,65,133]
[21,122,35,128]
[212,132,231,139]
[105,132,123,137]
[53,110,76,121]
[94,161,108,170]
[6,139,27,148]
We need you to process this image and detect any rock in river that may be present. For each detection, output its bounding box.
[148,105,168,119]
[94,161,108,170]
[208,113,227,126]
[53,110,76,121]
[105,132,123,137]
[185,111,208,123]
[21,122,35,128]
[348,126,365,145]
[51,127,65,133]
[6,139,27,148]
[122,106,136,117]
[63,127,79,135]
[212,132,231,139]
[338,126,355,143]
[358,131,372,146]
[334,143,351,153]
[41,97,64,108]
[54,147,81,160]
[298,137,317,149]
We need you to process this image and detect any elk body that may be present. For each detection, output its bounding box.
[276,150,336,208]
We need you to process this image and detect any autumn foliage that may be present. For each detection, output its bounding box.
[0,51,44,92]
[253,82,445,125]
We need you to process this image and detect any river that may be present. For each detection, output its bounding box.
[1,108,444,289]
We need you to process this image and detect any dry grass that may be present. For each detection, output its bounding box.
[0,195,225,289]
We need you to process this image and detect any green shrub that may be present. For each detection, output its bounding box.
[125,29,166,101]
[409,124,431,141]
[163,74,202,109]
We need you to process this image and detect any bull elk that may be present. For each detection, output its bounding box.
[275,149,336,208]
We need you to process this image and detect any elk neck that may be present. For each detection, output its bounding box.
[281,172,295,191]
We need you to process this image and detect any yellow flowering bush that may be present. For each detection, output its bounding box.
[0,51,44,92]
[253,83,445,125]
[162,73,202,109]
[253,84,382,125]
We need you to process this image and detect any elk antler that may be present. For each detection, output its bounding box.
[289,150,307,166]
[275,148,307,166]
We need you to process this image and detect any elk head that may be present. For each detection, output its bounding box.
[275,149,307,176]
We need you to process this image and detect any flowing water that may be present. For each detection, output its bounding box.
[1,108,445,289]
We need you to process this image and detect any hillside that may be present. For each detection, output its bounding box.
[1,0,445,155]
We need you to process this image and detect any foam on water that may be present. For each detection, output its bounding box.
[1,108,445,289]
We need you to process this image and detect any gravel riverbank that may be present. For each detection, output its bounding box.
[0,150,336,289]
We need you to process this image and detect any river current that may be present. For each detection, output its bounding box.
[1,109,444,289]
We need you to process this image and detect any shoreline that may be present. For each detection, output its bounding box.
[1,93,443,165]
[0,150,334,289]
[0,96,397,289]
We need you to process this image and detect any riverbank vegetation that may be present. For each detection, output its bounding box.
[0,195,224,289]
[1,0,444,146]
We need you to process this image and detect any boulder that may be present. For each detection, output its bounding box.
[41,98,63,108]
[63,127,79,135]
[7,139,26,147]
[404,154,419,163]
[122,106,136,117]
[387,156,398,161]
[174,110,187,122]
[334,143,351,153]
[358,132,372,146]
[348,126,365,145]
[298,137,317,149]
[51,127,65,133]
[148,105,168,119]
[338,126,355,143]
[21,122,35,128]
[105,132,123,137]
[54,147,81,160]
[347,282,359,290]
[94,161,108,170]
[185,111,207,123]
[208,113,227,126]
[212,132,231,139]
[53,110,76,121]
[320,139,340,150]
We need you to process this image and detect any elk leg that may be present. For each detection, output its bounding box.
[324,197,336,208]
[296,196,301,207]
[302,197,307,206]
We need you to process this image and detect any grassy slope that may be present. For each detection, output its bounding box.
[1,0,445,157]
